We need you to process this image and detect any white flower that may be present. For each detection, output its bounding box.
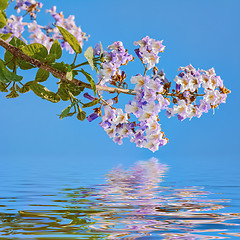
[113,109,128,124]
[105,125,116,138]
[174,76,190,92]
[125,101,139,114]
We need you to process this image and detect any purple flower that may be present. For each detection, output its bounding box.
[83,93,97,101]
[93,43,101,56]
[87,113,99,122]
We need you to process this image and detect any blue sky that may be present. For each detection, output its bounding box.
[1,0,239,165]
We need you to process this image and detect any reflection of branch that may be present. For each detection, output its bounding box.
[0,38,136,95]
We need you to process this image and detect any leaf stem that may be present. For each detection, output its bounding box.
[72,53,78,66]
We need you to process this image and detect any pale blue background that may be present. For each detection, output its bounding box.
[0,0,239,166]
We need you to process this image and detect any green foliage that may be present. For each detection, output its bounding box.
[6,89,19,98]
[49,39,62,59]
[60,104,72,119]
[27,81,60,103]
[22,43,48,61]
[57,82,70,101]
[4,37,35,70]
[0,0,8,10]
[51,62,70,72]
[19,84,30,94]
[66,81,84,97]
[59,100,82,119]
[35,68,50,82]
[82,98,101,108]
[0,82,8,92]
[0,59,23,83]
[56,25,82,54]
[80,69,96,96]
[0,11,7,28]
[0,33,12,40]
[45,54,56,64]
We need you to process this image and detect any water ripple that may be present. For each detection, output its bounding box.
[0,158,239,239]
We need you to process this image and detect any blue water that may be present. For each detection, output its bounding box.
[0,156,239,239]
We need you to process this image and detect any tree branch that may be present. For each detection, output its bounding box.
[0,38,136,95]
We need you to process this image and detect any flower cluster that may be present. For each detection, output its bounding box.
[96,38,169,151]
[0,15,24,38]
[96,41,133,87]
[0,0,230,152]
[15,0,43,19]
[166,65,230,121]
[99,70,170,152]
[125,72,170,152]
[45,6,89,53]
[134,36,165,70]
[95,37,230,152]
[0,2,89,52]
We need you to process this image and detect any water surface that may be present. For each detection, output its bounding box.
[0,157,240,239]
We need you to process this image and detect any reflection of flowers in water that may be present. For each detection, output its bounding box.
[90,158,240,239]
[105,157,167,192]
[1,158,239,240]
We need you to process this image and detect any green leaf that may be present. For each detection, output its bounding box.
[49,39,62,59]
[66,81,84,96]
[6,90,19,98]
[4,50,15,70]
[80,69,96,96]
[0,0,8,10]
[29,82,60,103]
[35,68,50,82]
[45,54,56,64]
[84,47,94,70]
[9,36,26,48]
[57,83,70,101]
[56,25,82,54]
[4,37,35,70]
[0,59,23,83]
[59,100,80,119]
[4,37,25,70]
[0,11,7,28]
[60,105,72,119]
[19,84,30,94]
[82,98,101,108]
[22,43,48,60]
[10,84,20,92]
[18,60,35,70]
[0,33,12,40]
[0,82,8,92]
[51,62,69,72]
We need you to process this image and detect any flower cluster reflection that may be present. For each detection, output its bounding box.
[1,159,239,239]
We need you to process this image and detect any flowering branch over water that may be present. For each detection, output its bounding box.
[0,0,231,152]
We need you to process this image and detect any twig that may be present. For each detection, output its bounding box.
[0,38,136,96]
